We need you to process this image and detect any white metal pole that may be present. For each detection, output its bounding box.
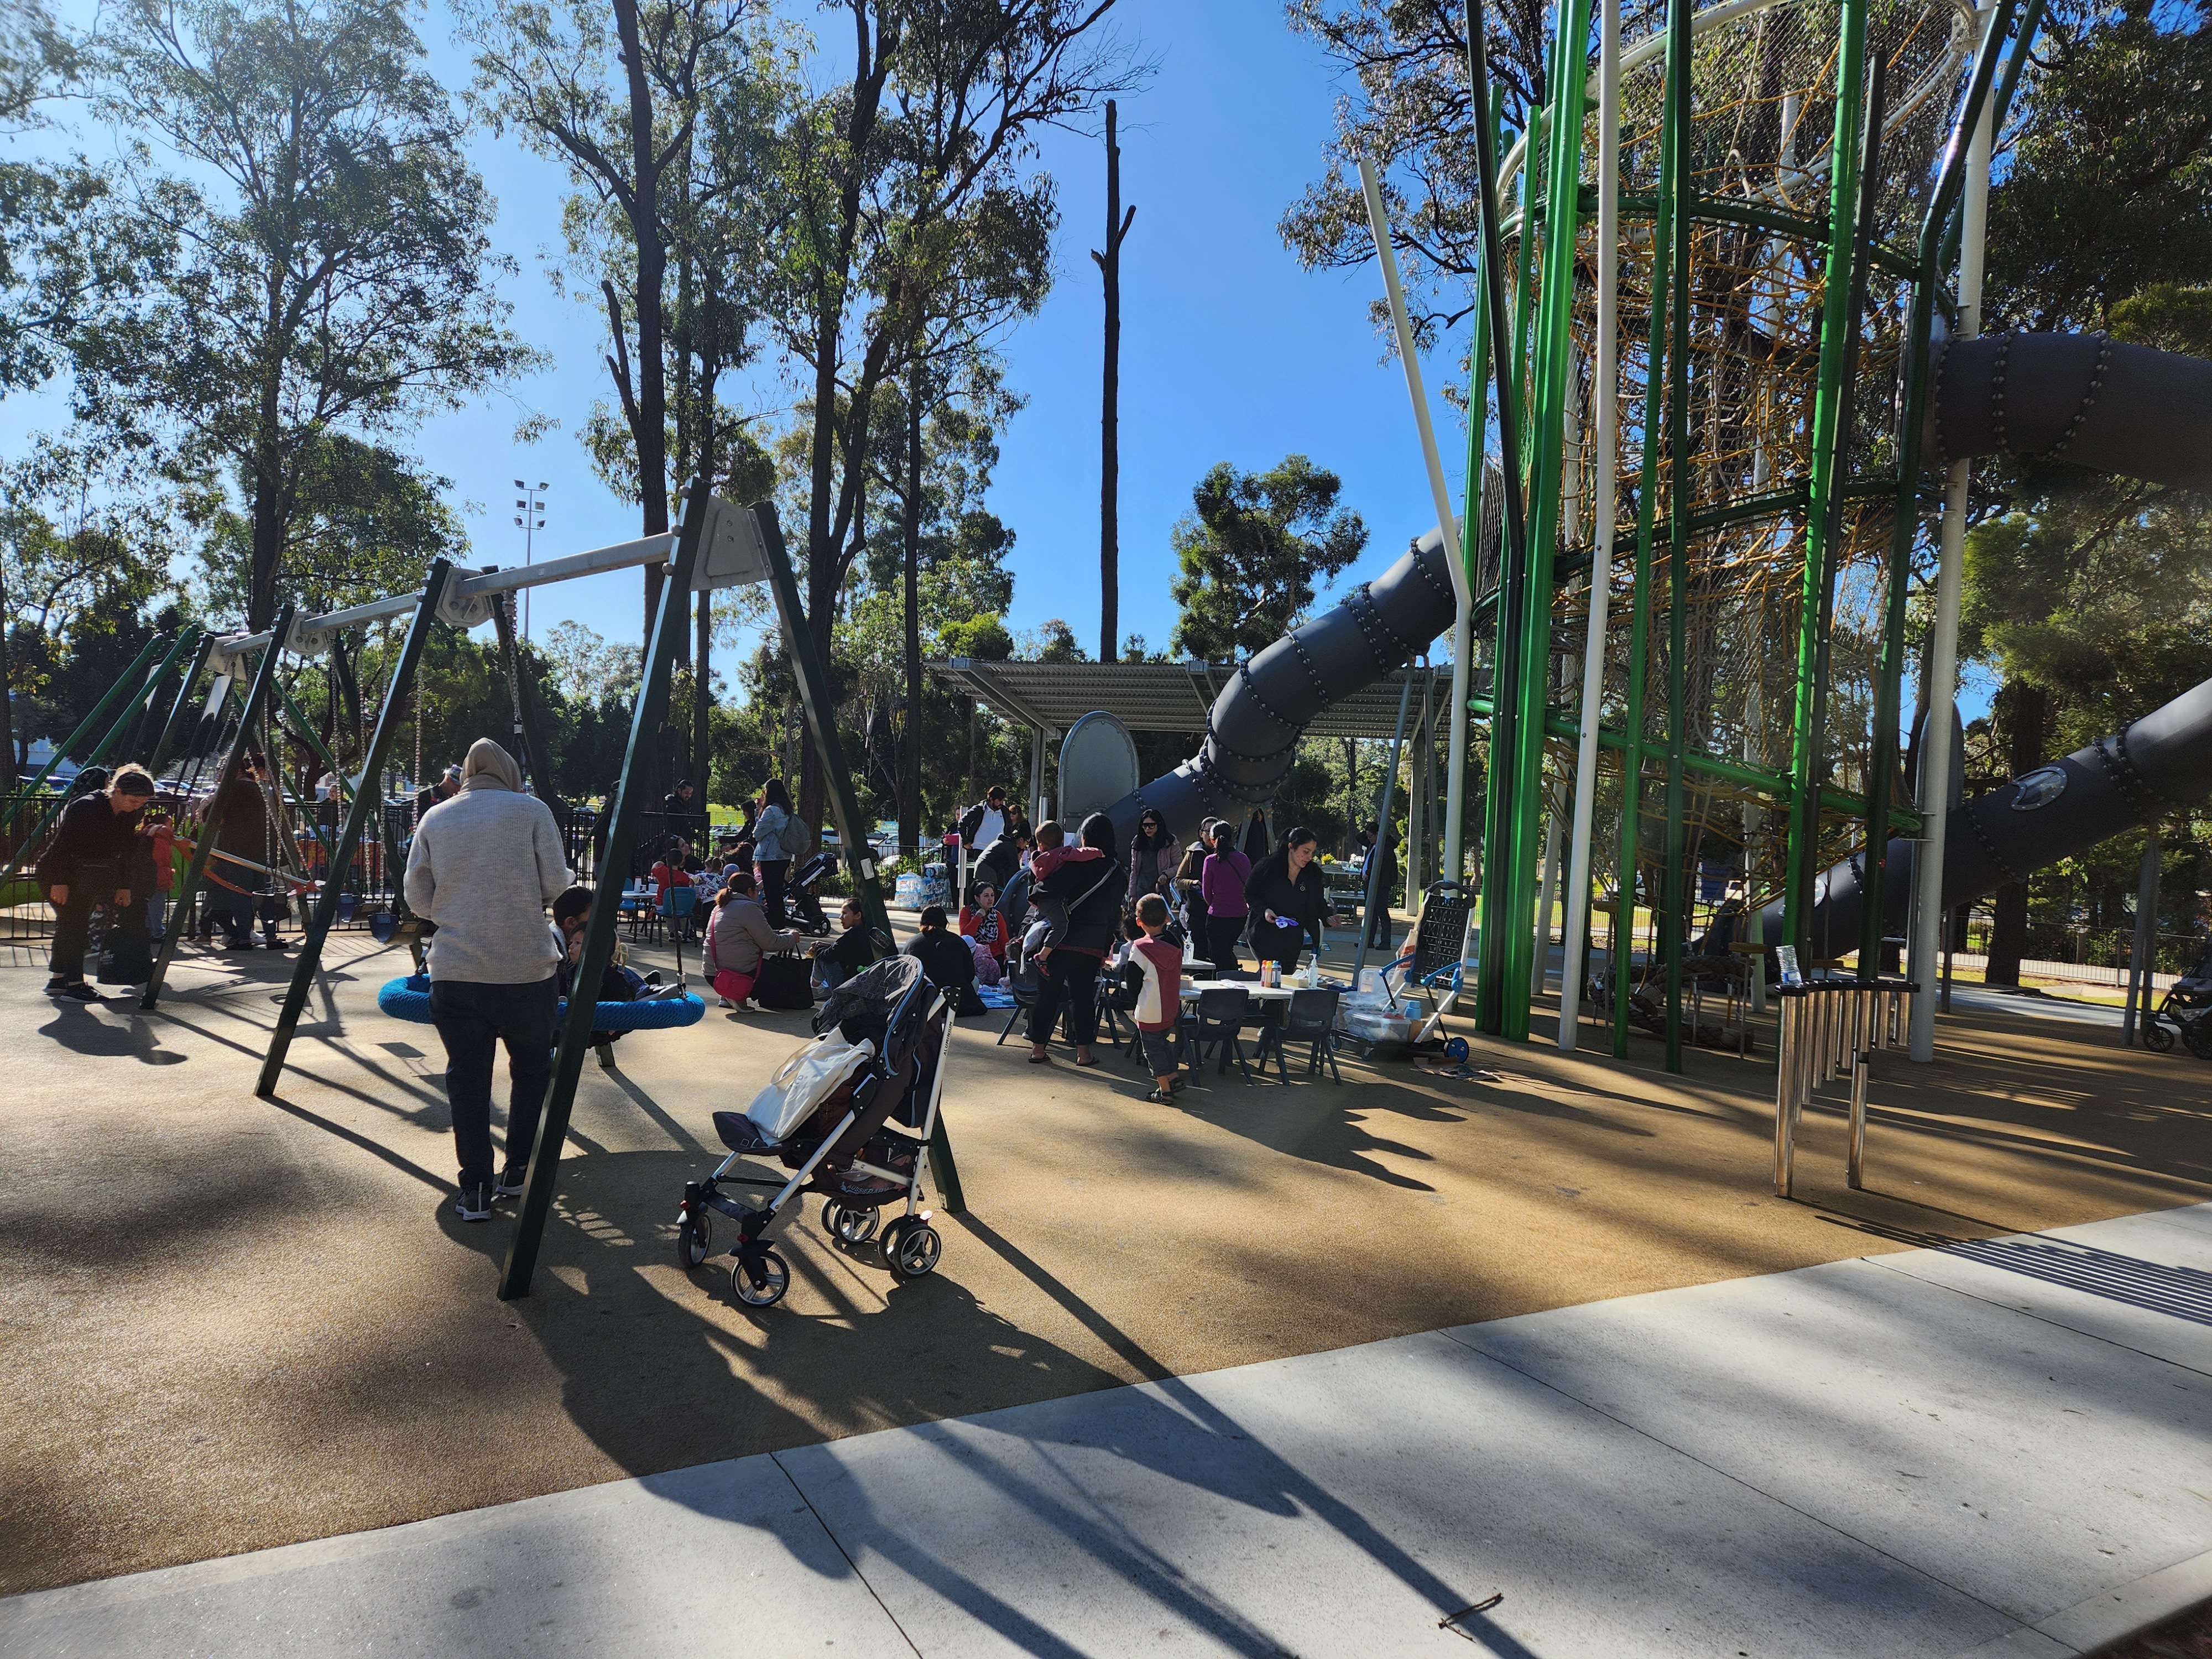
[1358,152,1476,897]
[1559,0,1620,1052]
[1908,5,1994,1063]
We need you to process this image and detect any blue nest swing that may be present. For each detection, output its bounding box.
[377,974,706,1032]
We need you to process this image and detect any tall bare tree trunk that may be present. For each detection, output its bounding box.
[0,561,15,784]
[612,0,669,645]
[1090,99,1134,666]
[900,363,924,858]
[1984,680,2050,987]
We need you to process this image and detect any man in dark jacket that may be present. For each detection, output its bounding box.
[1360,825,1399,949]
[212,751,286,950]
[973,822,1029,903]
[904,904,982,1013]
[36,764,155,998]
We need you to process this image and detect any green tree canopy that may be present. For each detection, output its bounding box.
[1168,456,1368,660]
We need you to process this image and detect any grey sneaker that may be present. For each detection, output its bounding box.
[454,1183,492,1222]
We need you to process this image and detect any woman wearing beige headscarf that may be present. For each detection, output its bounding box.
[404,738,572,1222]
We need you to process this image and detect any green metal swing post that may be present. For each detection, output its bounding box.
[500,487,708,1301]
[142,609,295,1010]
[144,636,218,778]
[1858,0,2029,964]
[753,502,964,1213]
[0,630,174,835]
[0,630,191,897]
[257,569,453,1099]
[119,628,202,763]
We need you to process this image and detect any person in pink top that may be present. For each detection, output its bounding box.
[1197,820,1251,978]
[1128,893,1186,1102]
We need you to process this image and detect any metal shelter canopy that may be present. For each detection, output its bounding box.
[930,658,1444,740]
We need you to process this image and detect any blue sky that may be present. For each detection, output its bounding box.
[2,0,1467,661]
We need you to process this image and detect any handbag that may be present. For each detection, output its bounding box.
[752,951,815,1010]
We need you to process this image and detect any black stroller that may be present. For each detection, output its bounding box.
[675,956,951,1306]
[784,849,837,934]
[2143,938,2212,1060]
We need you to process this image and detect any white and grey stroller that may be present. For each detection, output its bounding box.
[676,955,952,1307]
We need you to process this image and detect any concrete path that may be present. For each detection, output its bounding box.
[5,1205,2207,1659]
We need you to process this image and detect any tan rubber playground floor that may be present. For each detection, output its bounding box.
[2,927,2205,1596]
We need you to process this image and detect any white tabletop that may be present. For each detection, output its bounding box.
[1178,979,1298,1001]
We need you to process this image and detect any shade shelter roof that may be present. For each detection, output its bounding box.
[928,659,1444,740]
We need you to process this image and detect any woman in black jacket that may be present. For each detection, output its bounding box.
[1025,812,1121,1066]
[1243,825,1329,972]
[35,764,156,998]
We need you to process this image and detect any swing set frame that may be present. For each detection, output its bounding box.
[48,476,944,1298]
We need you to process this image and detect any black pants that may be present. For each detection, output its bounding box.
[216,885,285,941]
[1252,921,1305,973]
[429,975,557,1191]
[758,858,791,927]
[1364,904,1394,949]
[48,889,99,983]
[1027,950,1100,1047]
[1206,914,1246,977]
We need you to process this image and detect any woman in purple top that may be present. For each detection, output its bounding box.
[1197,820,1251,977]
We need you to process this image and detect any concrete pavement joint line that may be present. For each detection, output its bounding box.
[2028,1542,2212,1652]
[769,1448,926,1659]
[1859,1251,2212,1381]
[1427,1298,2030,1637]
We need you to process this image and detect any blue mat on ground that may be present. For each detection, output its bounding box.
[376,974,706,1031]
[977,984,1016,1009]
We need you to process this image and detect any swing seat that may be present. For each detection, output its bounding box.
[369,911,398,943]
[376,974,706,1032]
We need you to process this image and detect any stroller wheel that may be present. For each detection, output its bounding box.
[2185,1016,2212,1062]
[822,1199,880,1245]
[678,1207,713,1269]
[731,1248,790,1307]
[2142,1016,2176,1053]
[882,1217,942,1281]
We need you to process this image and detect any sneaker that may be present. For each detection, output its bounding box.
[454,1183,492,1222]
[55,980,101,1001]
[494,1169,526,1197]
[1144,1088,1173,1104]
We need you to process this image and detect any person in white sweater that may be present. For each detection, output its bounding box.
[404,738,572,1222]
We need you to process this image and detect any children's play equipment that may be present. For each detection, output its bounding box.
[1062,0,2212,1077]
[43,475,956,1300]
[375,973,707,1066]
[679,956,953,1306]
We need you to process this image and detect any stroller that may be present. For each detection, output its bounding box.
[784,849,837,934]
[2143,938,2212,1060]
[675,956,951,1306]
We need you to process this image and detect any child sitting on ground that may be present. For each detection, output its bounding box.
[1128,892,1186,1103]
[1019,819,1107,963]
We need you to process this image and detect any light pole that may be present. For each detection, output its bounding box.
[512,480,548,639]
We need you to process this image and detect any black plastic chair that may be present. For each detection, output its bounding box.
[1255,987,1342,1083]
[995,953,1041,1046]
[1187,986,1256,1082]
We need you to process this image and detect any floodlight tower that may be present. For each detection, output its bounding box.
[513,480,549,638]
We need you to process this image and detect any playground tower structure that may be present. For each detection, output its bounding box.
[1465,0,2039,1066]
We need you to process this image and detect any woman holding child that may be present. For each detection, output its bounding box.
[1022,812,1121,1067]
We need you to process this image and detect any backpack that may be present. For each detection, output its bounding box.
[752,951,815,1010]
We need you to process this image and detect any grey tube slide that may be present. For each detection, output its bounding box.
[1095,529,1460,848]
[1094,331,2211,938]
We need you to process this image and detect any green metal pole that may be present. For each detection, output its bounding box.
[1784,0,1869,968]
[1660,0,1695,1073]
[1863,0,2028,967]
[1462,0,1536,1035]
[1499,0,1593,1042]
[145,637,217,779]
[1615,54,1677,1061]
[142,611,294,1010]
[1,630,172,834]
[500,493,702,1301]
[753,501,964,1212]
[0,631,186,895]
[257,571,452,1099]
[120,628,200,762]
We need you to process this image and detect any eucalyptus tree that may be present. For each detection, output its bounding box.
[81,0,530,634]
[460,0,766,639]
[768,0,1139,825]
